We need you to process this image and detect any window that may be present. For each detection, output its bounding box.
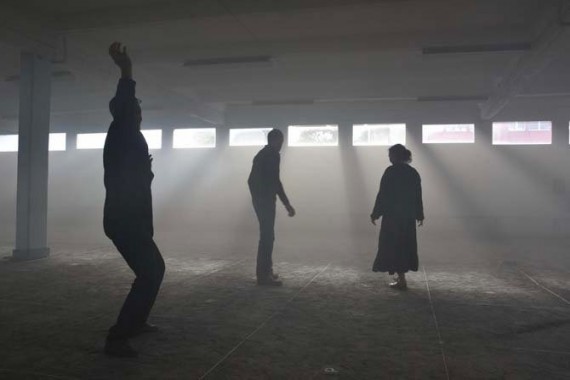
[141,129,162,149]
[288,125,338,147]
[493,121,551,145]
[0,133,67,152]
[77,133,107,149]
[173,128,216,148]
[229,128,272,146]
[507,123,526,132]
[423,124,475,144]
[353,124,406,146]
[0,134,18,152]
[49,133,66,151]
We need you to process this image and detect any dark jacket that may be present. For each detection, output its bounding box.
[371,163,424,221]
[103,78,154,236]
[248,145,290,205]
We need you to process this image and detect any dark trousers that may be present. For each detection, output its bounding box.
[252,198,276,279]
[106,223,165,340]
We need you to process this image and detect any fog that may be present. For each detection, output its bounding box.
[1,98,569,269]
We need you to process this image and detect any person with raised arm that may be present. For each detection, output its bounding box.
[103,42,165,357]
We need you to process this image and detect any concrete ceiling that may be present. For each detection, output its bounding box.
[0,0,569,130]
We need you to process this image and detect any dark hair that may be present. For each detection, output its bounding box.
[389,144,412,163]
[267,129,284,143]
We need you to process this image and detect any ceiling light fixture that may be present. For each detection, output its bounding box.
[422,43,531,55]
[183,55,272,67]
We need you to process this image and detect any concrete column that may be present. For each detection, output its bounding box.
[162,127,174,150]
[216,125,229,150]
[406,119,422,149]
[477,118,493,146]
[13,52,51,261]
[66,131,75,151]
[338,121,352,148]
[551,117,567,149]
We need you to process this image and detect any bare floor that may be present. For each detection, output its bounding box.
[0,237,569,379]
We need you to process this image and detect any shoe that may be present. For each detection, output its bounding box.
[257,277,283,286]
[104,338,138,358]
[389,278,407,290]
[130,323,159,338]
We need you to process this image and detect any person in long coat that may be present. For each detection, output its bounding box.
[370,144,424,289]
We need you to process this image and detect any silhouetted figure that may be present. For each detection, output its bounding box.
[370,144,424,290]
[103,42,165,357]
[248,129,296,286]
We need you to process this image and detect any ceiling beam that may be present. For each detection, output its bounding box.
[480,3,570,120]
[58,38,225,125]
[125,25,530,67]
[55,0,401,32]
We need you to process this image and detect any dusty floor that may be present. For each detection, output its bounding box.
[0,237,569,379]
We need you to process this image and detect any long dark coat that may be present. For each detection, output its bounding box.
[371,163,424,274]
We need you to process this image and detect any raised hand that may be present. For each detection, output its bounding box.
[109,42,132,77]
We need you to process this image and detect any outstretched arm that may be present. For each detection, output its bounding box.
[416,175,424,226]
[272,154,295,217]
[108,42,138,127]
[370,171,389,225]
[109,42,132,79]
[109,42,135,102]
[277,181,295,217]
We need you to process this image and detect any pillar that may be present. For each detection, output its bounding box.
[13,52,51,260]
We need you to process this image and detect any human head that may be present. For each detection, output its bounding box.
[388,144,412,164]
[267,129,284,152]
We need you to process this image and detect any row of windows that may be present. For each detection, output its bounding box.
[0,122,561,152]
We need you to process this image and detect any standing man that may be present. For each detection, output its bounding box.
[248,129,296,286]
[103,42,165,357]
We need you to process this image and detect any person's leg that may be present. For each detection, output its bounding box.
[389,272,407,289]
[397,272,406,283]
[253,199,278,283]
[104,231,138,357]
[107,230,165,342]
[134,238,165,329]
[387,219,409,290]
